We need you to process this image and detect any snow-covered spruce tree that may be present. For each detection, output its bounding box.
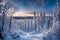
[0,0,17,39]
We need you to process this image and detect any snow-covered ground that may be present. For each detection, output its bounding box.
[1,16,60,40]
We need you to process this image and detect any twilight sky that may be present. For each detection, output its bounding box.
[12,0,56,12]
[8,0,57,13]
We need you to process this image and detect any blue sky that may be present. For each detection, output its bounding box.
[10,0,57,13]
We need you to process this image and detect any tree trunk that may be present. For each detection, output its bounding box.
[9,15,12,31]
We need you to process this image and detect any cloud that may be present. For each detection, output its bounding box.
[2,0,56,13]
